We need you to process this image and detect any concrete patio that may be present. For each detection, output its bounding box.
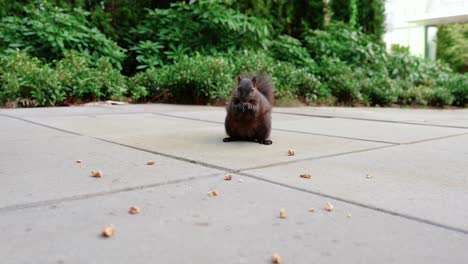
[1,104,467,263]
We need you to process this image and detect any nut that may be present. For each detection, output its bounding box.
[308,208,315,213]
[324,202,334,212]
[224,174,232,181]
[300,173,312,179]
[76,160,82,164]
[347,213,352,218]
[272,253,282,264]
[101,225,115,237]
[208,190,219,197]
[91,170,103,178]
[279,208,287,219]
[147,160,156,165]
[287,149,295,156]
[129,206,140,215]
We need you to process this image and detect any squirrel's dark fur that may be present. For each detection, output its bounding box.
[223,73,274,145]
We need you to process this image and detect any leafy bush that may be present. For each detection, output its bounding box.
[390,44,410,55]
[437,73,468,106]
[56,51,127,101]
[361,74,399,106]
[0,1,125,68]
[304,22,387,70]
[130,0,269,69]
[130,55,234,104]
[436,23,468,73]
[268,35,317,71]
[397,85,432,106]
[318,58,364,104]
[427,87,455,107]
[0,50,64,106]
[0,50,127,106]
[387,52,451,85]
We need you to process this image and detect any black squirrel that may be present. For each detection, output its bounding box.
[223,73,274,145]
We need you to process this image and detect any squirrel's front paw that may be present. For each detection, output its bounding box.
[235,104,245,112]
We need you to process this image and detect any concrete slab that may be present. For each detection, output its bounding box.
[246,134,468,230]
[0,105,128,117]
[158,110,467,144]
[1,176,467,264]
[0,116,68,141]
[22,114,387,170]
[276,107,468,128]
[0,122,222,208]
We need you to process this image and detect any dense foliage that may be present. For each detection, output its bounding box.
[0,1,126,68]
[330,0,385,41]
[436,23,468,73]
[0,0,466,108]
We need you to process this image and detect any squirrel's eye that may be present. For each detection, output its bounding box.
[250,88,254,92]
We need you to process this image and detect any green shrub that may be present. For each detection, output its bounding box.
[436,23,468,73]
[397,85,432,106]
[127,70,164,101]
[427,87,455,107]
[0,50,64,106]
[131,55,234,104]
[304,22,387,68]
[387,53,451,85]
[362,74,399,106]
[0,1,125,68]
[318,58,364,104]
[56,51,127,101]
[130,0,269,69]
[267,35,317,71]
[231,50,277,76]
[271,62,325,102]
[437,73,468,106]
[390,44,410,55]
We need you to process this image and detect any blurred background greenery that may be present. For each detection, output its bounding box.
[0,0,466,107]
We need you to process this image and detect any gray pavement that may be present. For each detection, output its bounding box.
[1,104,468,263]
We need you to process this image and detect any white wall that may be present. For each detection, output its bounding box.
[383,0,468,58]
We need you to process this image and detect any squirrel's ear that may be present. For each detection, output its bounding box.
[237,75,241,83]
[252,77,257,87]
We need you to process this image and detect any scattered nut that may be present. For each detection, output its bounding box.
[287,149,295,156]
[208,190,219,197]
[300,173,312,179]
[366,174,372,179]
[279,208,287,219]
[272,253,282,264]
[91,170,103,178]
[308,208,315,213]
[347,213,352,218]
[147,160,156,165]
[76,160,82,164]
[224,174,232,181]
[324,202,334,212]
[101,225,115,237]
[129,206,140,215]
[238,179,244,182]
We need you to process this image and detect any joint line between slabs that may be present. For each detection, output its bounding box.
[0,173,221,213]
[151,112,401,145]
[275,111,468,130]
[237,171,468,236]
[3,113,468,235]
